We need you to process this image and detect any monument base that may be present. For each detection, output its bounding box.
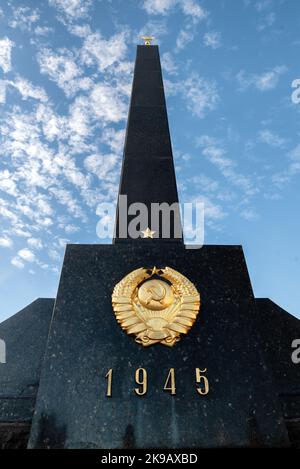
[27,243,290,448]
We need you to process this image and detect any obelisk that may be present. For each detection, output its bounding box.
[28,42,289,449]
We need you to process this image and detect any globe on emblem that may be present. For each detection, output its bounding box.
[137,279,174,311]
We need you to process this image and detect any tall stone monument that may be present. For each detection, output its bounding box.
[0,43,300,449]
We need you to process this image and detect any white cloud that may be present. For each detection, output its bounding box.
[38,48,91,97]
[80,31,128,72]
[64,224,79,234]
[84,153,119,181]
[36,103,67,142]
[203,31,221,49]
[0,199,18,223]
[191,195,226,220]
[257,12,276,31]
[190,174,219,193]
[197,135,258,196]
[142,0,207,21]
[181,0,206,20]
[258,129,286,148]
[0,237,13,248]
[255,0,272,12]
[11,257,25,269]
[138,19,169,43]
[49,187,86,220]
[68,23,91,37]
[0,37,14,73]
[165,75,219,117]
[54,149,90,191]
[49,0,92,19]
[0,80,6,104]
[0,170,18,196]
[48,248,61,261]
[9,6,40,31]
[241,208,259,220]
[18,248,36,262]
[88,82,128,123]
[10,77,48,102]
[101,128,125,154]
[161,52,178,75]
[176,29,195,51]
[143,0,178,15]
[183,74,219,118]
[237,66,287,91]
[289,144,300,162]
[34,26,54,36]
[27,237,43,250]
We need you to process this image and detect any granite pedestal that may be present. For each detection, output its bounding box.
[28,244,289,448]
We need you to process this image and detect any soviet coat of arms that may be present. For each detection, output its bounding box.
[112,267,200,347]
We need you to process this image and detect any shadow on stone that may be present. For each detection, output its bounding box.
[35,413,67,449]
[247,412,265,448]
[123,424,135,449]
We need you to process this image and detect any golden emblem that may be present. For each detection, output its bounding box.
[112,267,200,347]
[141,36,154,46]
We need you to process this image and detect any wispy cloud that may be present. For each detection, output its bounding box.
[9,6,40,32]
[0,37,14,73]
[183,74,219,118]
[11,257,25,269]
[236,65,287,91]
[38,48,90,98]
[166,74,219,117]
[8,76,48,102]
[197,135,258,196]
[0,237,13,248]
[0,80,6,104]
[258,129,286,148]
[240,208,259,220]
[272,143,300,187]
[203,31,221,49]
[27,237,43,250]
[257,12,276,31]
[176,28,195,51]
[161,52,178,75]
[80,30,129,72]
[142,0,207,21]
[255,0,273,12]
[49,0,93,20]
[18,248,36,262]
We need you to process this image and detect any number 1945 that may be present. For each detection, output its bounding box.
[105,368,209,397]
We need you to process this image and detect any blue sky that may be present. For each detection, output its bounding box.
[0,0,299,321]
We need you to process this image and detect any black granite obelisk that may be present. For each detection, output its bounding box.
[114,45,182,243]
[27,44,298,449]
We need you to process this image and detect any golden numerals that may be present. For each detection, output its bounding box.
[164,368,176,395]
[105,368,209,397]
[105,369,113,397]
[196,367,210,395]
[135,368,147,396]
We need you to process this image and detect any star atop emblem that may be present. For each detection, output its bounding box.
[141,227,156,239]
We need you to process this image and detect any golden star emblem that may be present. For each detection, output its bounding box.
[141,227,156,239]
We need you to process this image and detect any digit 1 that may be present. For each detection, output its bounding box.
[105,369,113,397]
[135,368,147,396]
[164,368,176,395]
[196,368,209,395]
